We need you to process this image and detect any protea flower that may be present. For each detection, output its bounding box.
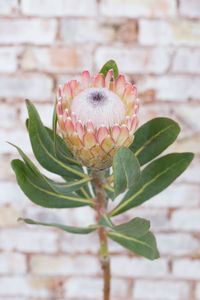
[56,70,139,170]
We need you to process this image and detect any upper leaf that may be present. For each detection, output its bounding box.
[99,60,119,79]
[113,147,141,197]
[26,100,85,179]
[19,218,97,234]
[12,159,94,209]
[130,118,180,166]
[111,152,194,216]
[114,217,150,238]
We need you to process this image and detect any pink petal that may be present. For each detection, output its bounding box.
[76,120,84,142]
[94,74,105,88]
[82,71,90,89]
[63,109,69,122]
[63,82,72,102]
[123,83,133,104]
[64,117,74,136]
[56,101,62,115]
[101,136,115,153]
[126,116,131,130]
[71,111,77,125]
[105,69,113,89]
[115,75,126,97]
[111,124,121,142]
[117,125,129,146]
[134,98,140,114]
[86,120,95,132]
[83,131,97,149]
[70,80,80,98]
[97,126,110,144]
[130,114,138,134]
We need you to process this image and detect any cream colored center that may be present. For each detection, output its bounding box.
[71,87,125,129]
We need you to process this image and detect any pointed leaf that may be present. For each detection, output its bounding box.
[26,100,85,179]
[9,143,91,195]
[107,230,159,260]
[12,159,94,209]
[98,213,114,228]
[111,152,194,216]
[113,147,141,197]
[114,217,150,238]
[19,218,97,234]
[52,97,58,155]
[130,118,180,166]
[99,60,119,79]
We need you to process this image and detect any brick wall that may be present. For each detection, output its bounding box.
[0,0,200,299]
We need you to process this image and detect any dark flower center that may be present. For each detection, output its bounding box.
[89,91,107,104]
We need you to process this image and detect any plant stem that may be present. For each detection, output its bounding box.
[92,171,111,300]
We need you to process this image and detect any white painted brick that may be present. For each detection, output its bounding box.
[100,0,176,17]
[64,277,129,299]
[95,47,171,75]
[0,0,18,15]
[20,103,53,129]
[143,184,200,208]
[172,48,200,74]
[61,19,107,44]
[61,19,138,45]
[112,256,168,278]
[196,283,200,300]
[0,228,58,253]
[134,280,190,300]
[0,128,32,154]
[0,48,21,73]
[139,20,200,46]
[115,208,169,231]
[0,276,60,297]
[0,19,57,45]
[0,252,26,274]
[30,255,100,275]
[137,75,200,101]
[0,155,16,180]
[177,156,200,184]
[170,209,200,232]
[20,46,93,73]
[0,182,26,205]
[179,0,200,18]
[21,0,97,17]
[173,259,200,279]
[0,103,18,129]
[60,232,99,254]
[0,74,53,100]
[0,204,22,227]
[60,232,98,253]
[157,233,199,256]
[139,102,200,139]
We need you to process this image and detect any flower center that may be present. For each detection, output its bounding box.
[71,87,125,129]
[90,91,106,103]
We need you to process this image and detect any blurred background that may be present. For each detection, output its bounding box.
[0,0,200,299]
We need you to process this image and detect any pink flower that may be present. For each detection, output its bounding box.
[57,70,139,170]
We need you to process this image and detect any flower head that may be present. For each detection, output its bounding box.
[56,70,139,170]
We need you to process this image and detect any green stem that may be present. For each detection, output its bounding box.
[92,171,111,300]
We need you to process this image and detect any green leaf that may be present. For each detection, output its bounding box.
[98,213,114,228]
[26,100,85,179]
[52,97,58,155]
[99,60,119,79]
[19,218,97,234]
[111,152,194,216]
[114,217,150,238]
[113,147,141,197]
[12,159,94,209]
[9,142,91,195]
[107,230,159,260]
[130,118,180,166]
